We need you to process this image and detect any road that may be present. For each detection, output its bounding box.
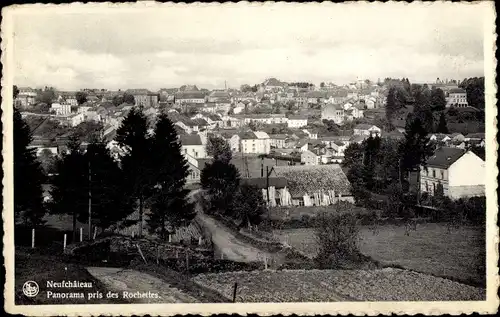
[196,213,271,263]
[188,189,271,263]
[86,267,198,303]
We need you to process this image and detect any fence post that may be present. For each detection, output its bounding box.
[156,245,159,265]
[185,250,189,273]
[80,227,83,242]
[264,256,268,270]
[168,234,172,243]
[132,231,135,238]
[136,244,147,263]
[198,236,202,246]
[63,234,67,251]
[93,227,97,240]
[232,282,238,303]
[31,229,35,249]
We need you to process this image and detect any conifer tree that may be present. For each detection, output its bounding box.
[49,135,87,240]
[201,160,241,216]
[436,112,449,134]
[146,113,195,239]
[115,107,152,237]
[14,107,46,227]
[206,136,232,164]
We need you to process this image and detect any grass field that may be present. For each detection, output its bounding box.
[273,223,485,286]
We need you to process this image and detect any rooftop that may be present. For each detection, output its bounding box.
[426,147,466,169]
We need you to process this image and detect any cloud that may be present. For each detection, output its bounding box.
[11,2,488,90]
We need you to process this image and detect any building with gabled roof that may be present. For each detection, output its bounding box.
[420,147,485,199]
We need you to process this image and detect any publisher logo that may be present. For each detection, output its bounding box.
[23,281,39,297]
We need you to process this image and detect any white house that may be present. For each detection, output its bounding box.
[301,149,321,165]
[446,88,468,108]
[321,104,345,124]
[287,115,308,128]
[51,103,72,116]
[420,147,485,199]
[240,131,271,154]
[353,124,381,137]
[179,134,207,159]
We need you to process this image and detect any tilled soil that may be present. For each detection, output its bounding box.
[192,268,485,302]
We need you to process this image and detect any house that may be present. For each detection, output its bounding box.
[58,113,85,127]
[175,91,206,104]
[301,149,321,165]
[272,164,354,206]
[50,103,72,116]
[269,134,287,149]
[263,78,287,92]
[241,177,289,207]
[464,133,485,142]
[450,133,465,143]
[306,91,327,104]
[16,87,38,107]
[446,88,468,108]
[239,131,271,154]
[302,128,318,140]
[287,115,308,128]
[179,134,207,159]
[208,90,230,103]
[420,147,485,199]
[349,134,369,144]
[353,124,381,137]
[321,104,345,124]
[125,89,159,108]
[239,114,288,125]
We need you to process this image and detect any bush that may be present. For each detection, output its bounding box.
[314,212,360,268]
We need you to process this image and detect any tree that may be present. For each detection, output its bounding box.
[146,114,195,240]
[206,136,232,164]
[398,114,434,194]
[385,87,399,121]
[232,184,267,229]
[115,107,152,237]
[38,149,57,176]
[123,93,136,105]
[36,87,57,105]
[342,142,364,169]
[14,85,19,99]
[75,91,88,105]
[201,160,241,216]
[85,141,134,230]
[436,112,449,133]
[430,88,447,111]
[112,94,124,107]
[459,77,485,109]
[320,82,325,88]
[14,107,46,227]
[49,136,87,240]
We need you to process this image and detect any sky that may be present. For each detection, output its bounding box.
[11,2,490,91]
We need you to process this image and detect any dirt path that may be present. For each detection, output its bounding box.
[86,267,198,303]
[196,214,271,263]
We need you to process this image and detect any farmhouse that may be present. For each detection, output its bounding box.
[420,147,485,199]
[353,124,381,137]
[179,134,207,159]
[272,164,354,206]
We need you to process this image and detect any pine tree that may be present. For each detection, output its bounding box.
[146,114,195,240]
[115,107,152,237]
[49,136,87,240]
[430,88,447,111]
[14,107,46,227]
[436,112,449,134]
[85,141,134,230]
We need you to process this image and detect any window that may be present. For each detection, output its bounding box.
[425,181,429,192]
[433,183,436,194]
[432,169,436,178]
[298,200,304,206]
[441,170,444,179]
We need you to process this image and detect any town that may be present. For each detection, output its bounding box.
[13,75,487,304]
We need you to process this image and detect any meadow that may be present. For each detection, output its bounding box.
[273,222,485,286]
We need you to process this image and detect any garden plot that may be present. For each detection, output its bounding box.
[273,223,485,286]
[191,268,484,302]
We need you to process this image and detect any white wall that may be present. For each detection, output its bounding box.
[448,152,485,187]
[182,145,207,158]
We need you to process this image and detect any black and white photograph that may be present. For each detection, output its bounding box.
[2,1,498,315]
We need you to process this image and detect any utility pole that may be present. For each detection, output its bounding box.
[88,160,92,240]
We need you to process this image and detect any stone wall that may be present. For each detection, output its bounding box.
[449,185,485,200]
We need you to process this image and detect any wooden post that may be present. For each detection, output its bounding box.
[176,250,179,259]
[264,256,268,270]
[185,251,189,273]
[232,282,238,303]
[156,245,159,265]
[137,244,147,263]
[198,236,202,246]
[93,227,97,240]
[63,234,67,251]
[168,234,172,243]
[80,227,83,242]
[132,231,135,238]
[31,229,35,249]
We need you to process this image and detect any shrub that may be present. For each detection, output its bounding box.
[314,211,360,268]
